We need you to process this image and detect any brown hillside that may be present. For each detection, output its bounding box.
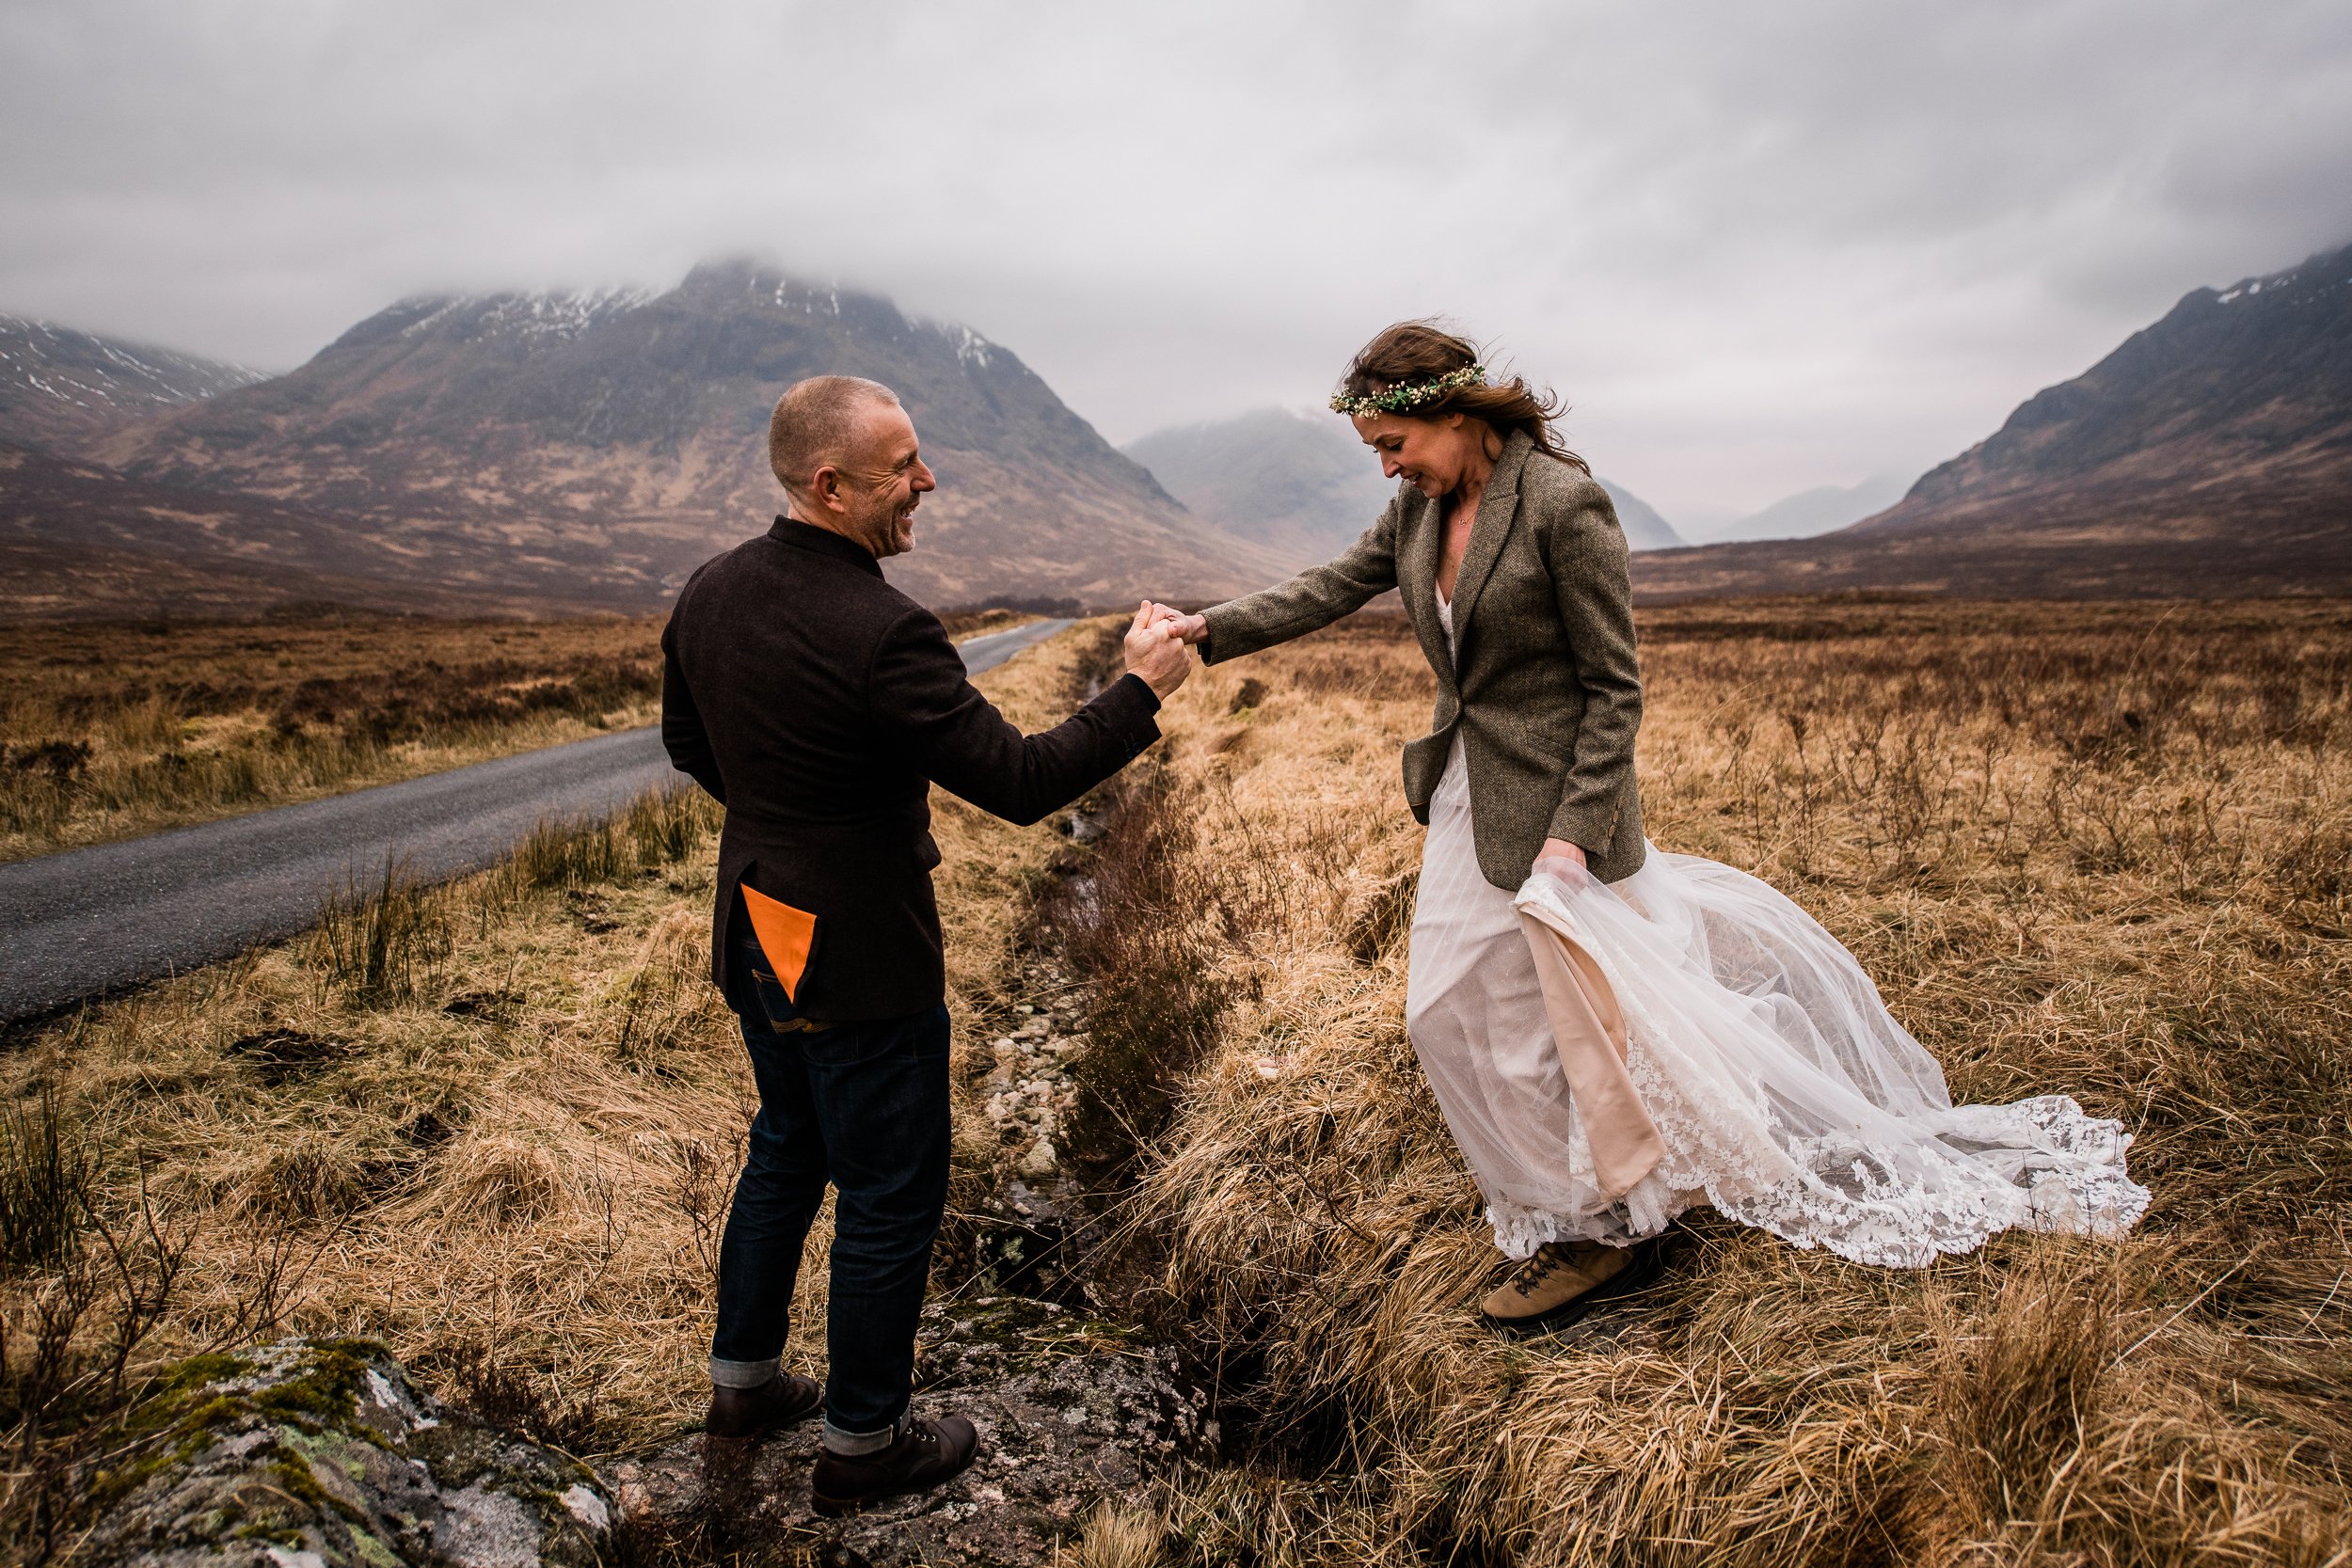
[85,263,1296,610]
[0,441,635,617]
[0,314,266,451]
[1635,243,2352,598]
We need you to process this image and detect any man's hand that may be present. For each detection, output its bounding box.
[1124,600,1192,699]
[1533,836,1590,888]
[1150,604,1210,645]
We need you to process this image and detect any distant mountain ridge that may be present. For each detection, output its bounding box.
[0,316,266,451]
[1873,245,2352,525]
[11,263,1294,613]
[1704,472,1913,543]
[1595,480,1685,551]
[1124,409,1395,559]
[1125,406,1685,556]
[1634,241,2352,598]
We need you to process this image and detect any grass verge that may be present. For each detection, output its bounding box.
[0,607,1042,863]
[0,616,1099,1561]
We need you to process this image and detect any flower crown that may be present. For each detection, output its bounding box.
[1329,362,1486,417]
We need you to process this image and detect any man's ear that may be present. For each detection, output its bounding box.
[807,464,845,514]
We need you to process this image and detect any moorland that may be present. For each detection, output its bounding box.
[0,607,1034,863]
[2,597,2347,1565]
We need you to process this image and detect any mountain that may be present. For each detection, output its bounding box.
[0,440,616,618]
[1705,472,1913,543]
[0,316,267,451]
[1123,408,1394,559]
[1124,406,1685,555]
[1595,480,1686,550]
[64,261,1294,611]
[1634,241,2352,598]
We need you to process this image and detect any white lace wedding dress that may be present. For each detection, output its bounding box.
[1405,595,2150,1266]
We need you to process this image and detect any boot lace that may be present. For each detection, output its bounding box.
[1507,1243,1567,1295]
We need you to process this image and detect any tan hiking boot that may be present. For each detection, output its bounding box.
[1479,1238,1661,1336]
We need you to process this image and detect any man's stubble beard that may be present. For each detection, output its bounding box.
[850,485,916,559]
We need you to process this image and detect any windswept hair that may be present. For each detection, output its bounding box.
[1337,321,1590,472]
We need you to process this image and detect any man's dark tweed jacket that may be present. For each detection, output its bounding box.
[662,517,1163,1020]
[1200,430,1645,888]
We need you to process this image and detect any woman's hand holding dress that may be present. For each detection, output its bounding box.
[1533,836,1590,885]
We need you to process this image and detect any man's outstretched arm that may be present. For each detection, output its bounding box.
[875,604,1190,825]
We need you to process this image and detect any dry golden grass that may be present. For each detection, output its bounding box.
[0,612,668,862]
[0,615,1087,1558]
[0,608,1040,864]
[5,599,2347,1566]
[1082,597,2352,1565]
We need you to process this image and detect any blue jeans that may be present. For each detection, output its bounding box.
[709,908,951,1446]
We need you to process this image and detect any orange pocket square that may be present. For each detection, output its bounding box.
[740,884,818,1003]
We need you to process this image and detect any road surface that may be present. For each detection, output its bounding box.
[0,617,1074,1027]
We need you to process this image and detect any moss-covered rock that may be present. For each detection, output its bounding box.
[80,1338,612,1568]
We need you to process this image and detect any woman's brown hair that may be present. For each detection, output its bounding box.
[1338,321,1590,473]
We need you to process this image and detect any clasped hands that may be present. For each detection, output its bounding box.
[1122,601,1199,698]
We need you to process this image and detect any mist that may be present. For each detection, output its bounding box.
[4,0,2347,522]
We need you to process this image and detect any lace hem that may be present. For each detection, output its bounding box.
[1487,1094,2151,1266]
[1482,857,2153,1267]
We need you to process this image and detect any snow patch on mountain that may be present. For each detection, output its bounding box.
[0,315,270,451]
[391,288,656,345]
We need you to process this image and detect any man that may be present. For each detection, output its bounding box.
[661,374,1190,1514]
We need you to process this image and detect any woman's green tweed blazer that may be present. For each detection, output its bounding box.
[1200,429,1645,887]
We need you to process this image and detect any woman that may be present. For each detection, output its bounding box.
[1167,323,2147,1336]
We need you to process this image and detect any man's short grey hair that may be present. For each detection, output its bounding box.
[769,375,901,501]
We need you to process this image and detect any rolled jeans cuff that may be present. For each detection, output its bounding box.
[708,1354,779,1391]
[822,1416,901,1457]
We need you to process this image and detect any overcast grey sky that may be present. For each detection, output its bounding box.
[4,0,2348,526]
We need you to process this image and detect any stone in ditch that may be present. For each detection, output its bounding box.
[1020,1139,1060,1177]
[609,1297,1211,1568]
[74,1338,610,1568]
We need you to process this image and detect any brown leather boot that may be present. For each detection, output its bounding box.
[705,1371,822,1440]
[809,1414,980,1515]
[1479,1238,1661,1337]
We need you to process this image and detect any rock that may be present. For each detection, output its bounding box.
[77,1338,611,1568]
[607,1297,1211,1568]
[1019,1140,1059,1178]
